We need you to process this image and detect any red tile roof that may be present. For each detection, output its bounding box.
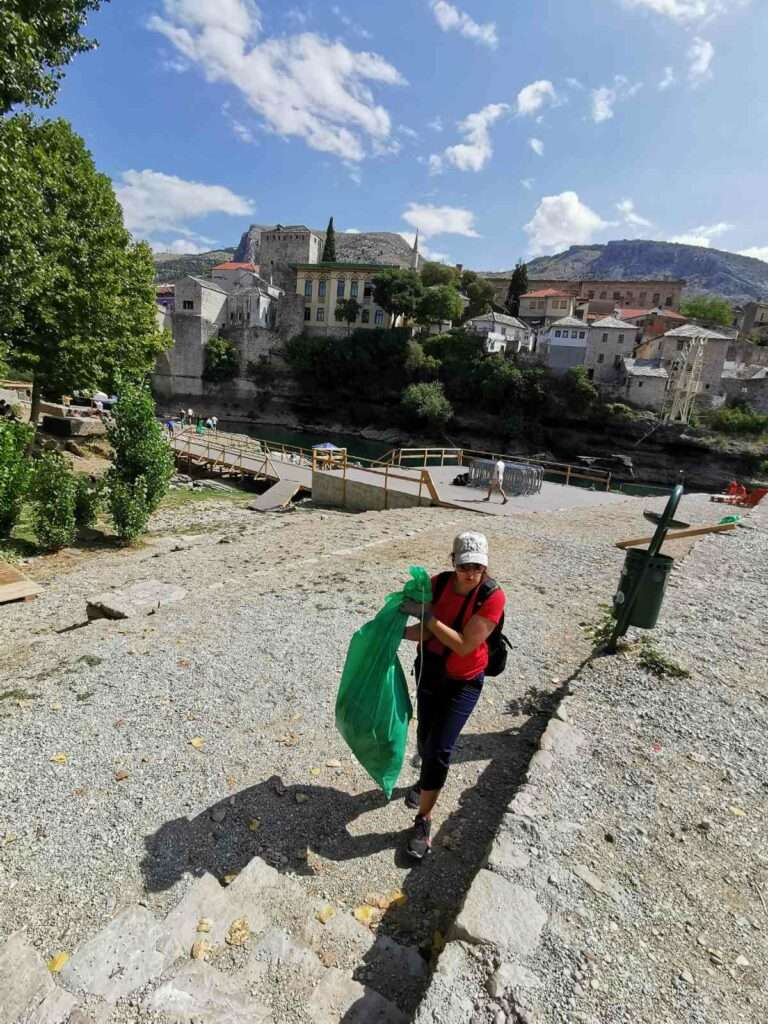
[522,288,573,298]
[212,262,258,271]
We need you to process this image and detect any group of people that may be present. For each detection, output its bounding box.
[167,409,219,436]
[0,398,18,421]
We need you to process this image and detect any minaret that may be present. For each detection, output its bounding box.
[412,229,420,268]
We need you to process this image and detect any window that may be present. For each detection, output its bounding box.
[559,299,568,309]
[626,292,633,302]
[316,307,324,321]
[350,280,359,298]
[554,329,561,338]
[613,291,621,301]
[665,295,673,307]
[374,309,385,325]
[182,299,194,310]
[597,354,605,363]
[618,334,625,344]
[361,308,370,323]
[614,355,622,368]
[318,280,326,299]
[364,282,373,301]
[639,292,647,304]
[600,291,607,299]
[579,331,586,339]
[230,312,235,321]
[705,383,710,390]
[571,330,578,338]
[637,381,644,388]
[676,339,685,351]
[587,368,595,380]
[602,333,608,343]
[587,290,595,299]
[337,279,345,299]
[304,308,311,321]
[304,280,312,299]
[653,292,661,305]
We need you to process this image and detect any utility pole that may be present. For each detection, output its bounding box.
[665,336,705,424]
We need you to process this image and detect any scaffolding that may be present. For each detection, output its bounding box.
[664,336,705,424]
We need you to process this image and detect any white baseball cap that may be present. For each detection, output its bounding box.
[452,531,489,567]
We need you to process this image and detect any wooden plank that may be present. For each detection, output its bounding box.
[0,561,42,605]
[247,479,302,512]
[615,522,736,550]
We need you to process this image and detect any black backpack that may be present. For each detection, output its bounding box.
[432,571,512,677]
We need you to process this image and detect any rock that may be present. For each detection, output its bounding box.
[679,968,694,985]
[0,931,77,1024]
[451,873,547,956]
[486,834,531,875]
[301,908,376,968]
[307,968,407,1024]
[571,864,623,903]
[538,719,586,759]
[148,962,270,1023]
[211,806,227,823]
[163,872,239,954]
[486,963,542,999]
[86,581,187,621]
[411,943,477,1024]
[60,907,174,1002]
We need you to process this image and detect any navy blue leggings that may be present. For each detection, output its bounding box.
[416,670,483,791]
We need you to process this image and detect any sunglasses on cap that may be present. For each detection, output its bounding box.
[456,563,485,573]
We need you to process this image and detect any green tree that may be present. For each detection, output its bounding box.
[560,366,599,416]
[335,297,361,333]
[203,336,239,382]
[321,215,337,262]
[0,419,33,537]
[416,285,464,326]
[29,450,77,551]
[464,278,495,321]
[505,260,529,315]
[0,0,105,114]
[105,382,174,542]
[401,381,453,429]
[372,269,425,321]
[404,340,440,382]
[0,118,169,424]
[421,261,459,288]
[679,295,732,327]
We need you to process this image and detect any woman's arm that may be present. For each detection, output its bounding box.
[424,613,496,657]
[403,623,424,642]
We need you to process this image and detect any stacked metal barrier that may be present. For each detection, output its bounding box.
[467,458,544,496]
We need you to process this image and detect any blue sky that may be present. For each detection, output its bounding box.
[49,0,768,268]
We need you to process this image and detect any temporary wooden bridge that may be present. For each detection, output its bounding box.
[169,429,626,516]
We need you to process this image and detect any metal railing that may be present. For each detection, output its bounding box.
[467,459,544,496]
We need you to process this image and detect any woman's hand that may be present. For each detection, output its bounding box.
[400,599,433,623]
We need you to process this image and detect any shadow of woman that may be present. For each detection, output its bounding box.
[141,776,411,894]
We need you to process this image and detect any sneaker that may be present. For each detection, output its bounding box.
[405,784,421,810]
[407,814,432,860]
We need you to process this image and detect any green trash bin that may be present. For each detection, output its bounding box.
[612,548,674,629]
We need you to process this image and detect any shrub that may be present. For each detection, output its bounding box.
[708,406,768,435]
[106,382,174,542]
[401,381,453,428]
[246,354,277,387]
[203,336,240,382]
[74,475,102,529]
[29,451,77,550]
[0,420,34,537]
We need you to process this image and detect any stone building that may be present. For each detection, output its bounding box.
[295,262,396,334]
[464,312,533,354]
[518,289,586,331]
[739,300,768,344]
[483,274,685,313]
[636,324,732,405]
[619,359,670,412]
[541,316,588,375]
[585,316,639,384]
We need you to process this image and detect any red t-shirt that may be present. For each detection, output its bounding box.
[424,573,506,680]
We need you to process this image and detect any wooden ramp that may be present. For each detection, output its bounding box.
[247,479,303,512]
[0,561,42,605]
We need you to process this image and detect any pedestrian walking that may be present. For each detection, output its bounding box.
[205,417,213,430]
[483,458,508,504]
[166,418,174,437]
[211,415,218,432]
[400,531,506,859]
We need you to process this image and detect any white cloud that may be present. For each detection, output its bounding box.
[222,101,256,143]
[402,203,480,238]
[616,198,652,227]
[115,168,254,238]
[669,222,733,246]
[529,137,544,156]
[591,76,642,122]
[431,102,509,173]
[429,0,498,47]
[152,238,207,254]
[399,124,419,139]
[566,77,584,90]
[739,246,768,262]
[621,0,746,24]
[521,177,535,190]
[524,191,609,256]
[658,66,677,90]
[344,228,361,233]
[516,80,558,117]
[148,0,406,162]
[688,37,714,83]
[428,116,444,132]
[331,4,372,40]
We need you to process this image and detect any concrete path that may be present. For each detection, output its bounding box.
[428,468,631,515]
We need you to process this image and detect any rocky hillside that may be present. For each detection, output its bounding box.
[233,223,417,267]
[494,239,768,302]
[153,248,235,283]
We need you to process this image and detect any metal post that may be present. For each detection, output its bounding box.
[384,464,389,510]
[565,465,572,486]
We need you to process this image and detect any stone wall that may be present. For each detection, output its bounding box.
[311,470,434,512]
[722,377,768,413]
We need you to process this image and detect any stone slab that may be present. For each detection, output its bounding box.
[451,872,547,956]
[411,942,477,1024]
[60,907,174,1002]
[148,962,271,1023]
[307,968,407,1024]
[538,719,586,759]
[0,931,76,1024]
[486,962,542,999]
[486,833,531,875]
[86,581,187,621]
[162,872,239,955]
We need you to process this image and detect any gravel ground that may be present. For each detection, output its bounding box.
[0,487,723,1019]
[486,500,767,1024]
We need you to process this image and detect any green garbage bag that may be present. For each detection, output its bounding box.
[335,566,432,798]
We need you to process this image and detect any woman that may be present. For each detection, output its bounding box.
[400,531,506,860]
